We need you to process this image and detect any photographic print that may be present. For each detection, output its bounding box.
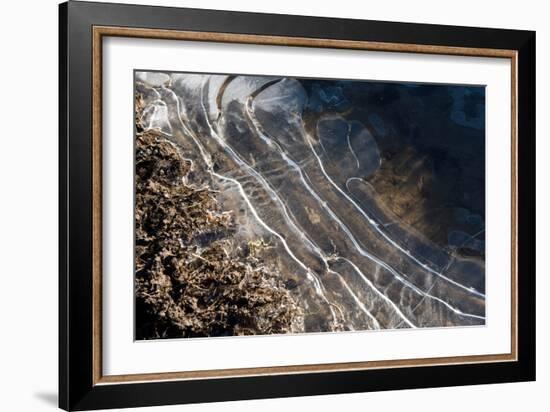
[134,71,486,340]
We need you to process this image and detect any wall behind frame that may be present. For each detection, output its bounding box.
[0,0,546,411]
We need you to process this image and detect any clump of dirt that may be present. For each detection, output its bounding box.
[135,94,303,339]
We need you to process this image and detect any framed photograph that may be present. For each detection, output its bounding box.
[59,1,536,410]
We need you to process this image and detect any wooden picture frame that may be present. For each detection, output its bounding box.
[59,1,535,410]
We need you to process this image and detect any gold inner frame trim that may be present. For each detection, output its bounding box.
[92,25,518,386]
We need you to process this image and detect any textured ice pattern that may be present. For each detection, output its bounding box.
[135,72,486,333]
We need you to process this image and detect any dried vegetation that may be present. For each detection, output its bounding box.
[135,94,303,339]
